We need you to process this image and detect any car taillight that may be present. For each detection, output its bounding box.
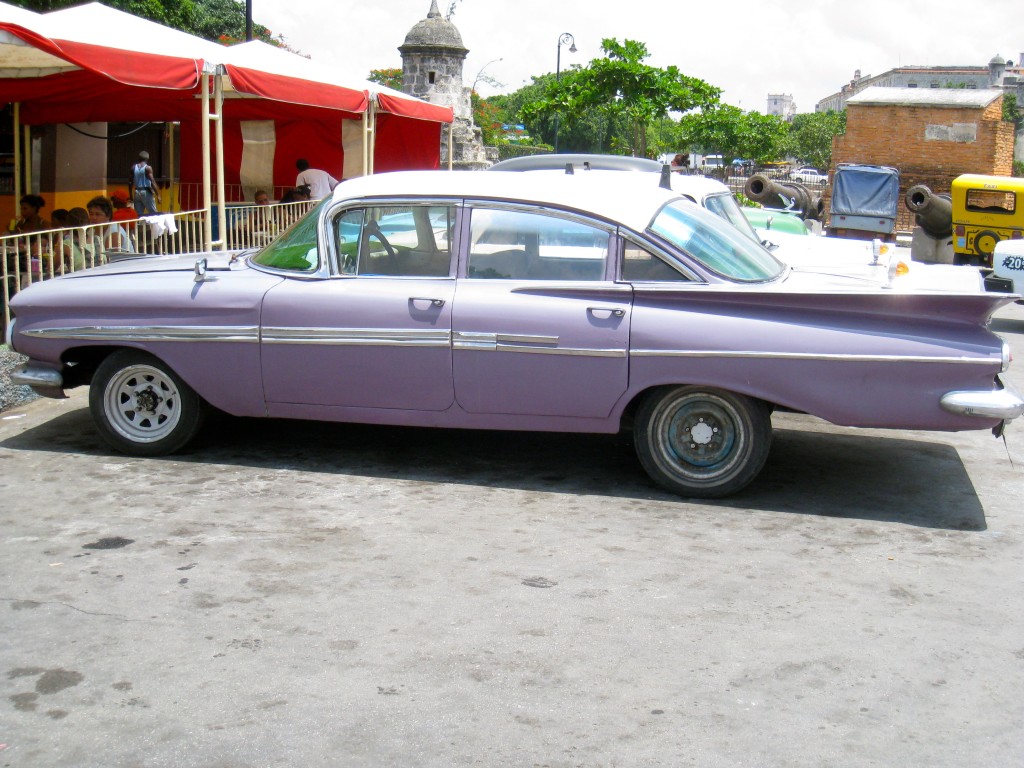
[1012,231,1023,240]
[955,225,965,235]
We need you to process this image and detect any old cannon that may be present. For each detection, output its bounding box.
[904,184,953,239]
[744,174,824,221]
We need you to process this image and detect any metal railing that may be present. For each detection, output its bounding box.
[177,183,296,211]
[1,201,318,336]
[222,200,317,251]
[3,209,205,335]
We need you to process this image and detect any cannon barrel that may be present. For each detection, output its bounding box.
[904,184,953,239]
[744,174,824,221]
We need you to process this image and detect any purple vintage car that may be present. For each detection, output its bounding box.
[7,171,1023,497]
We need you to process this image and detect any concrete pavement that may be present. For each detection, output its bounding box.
[1,303,1022,767]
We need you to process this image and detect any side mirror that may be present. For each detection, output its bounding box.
[194,257,208,282]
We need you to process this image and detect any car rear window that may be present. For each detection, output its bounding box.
[650,200,785,282]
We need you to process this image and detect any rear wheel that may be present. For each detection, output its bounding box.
[634,386,772,498]
[89,350,206,456]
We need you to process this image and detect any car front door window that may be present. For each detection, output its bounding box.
[336,205,454,277]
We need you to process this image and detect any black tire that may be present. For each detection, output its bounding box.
[89,350,206,456]
[633,386,772,498]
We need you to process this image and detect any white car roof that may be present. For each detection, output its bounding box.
[331,170,687,233]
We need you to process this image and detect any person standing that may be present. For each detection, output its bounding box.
[129,151,161,215]
[295,158,338,200]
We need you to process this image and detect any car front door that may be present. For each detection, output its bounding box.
[260,203,457,412]
[452,204,631,419]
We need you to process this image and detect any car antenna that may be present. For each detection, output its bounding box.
[565,163,574,175]
[659,164,672,190]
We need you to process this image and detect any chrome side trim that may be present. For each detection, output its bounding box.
[262,327,451,347]
[10,363,63,388]
[452,331,625,358]
[941,381,1024,420]
[630,349,1001,365]
[495,344,626,358]
[22,325,260,343]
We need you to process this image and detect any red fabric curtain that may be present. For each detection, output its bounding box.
[374,114,443,172]
[179,117,346,203]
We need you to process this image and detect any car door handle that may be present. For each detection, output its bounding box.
[587,306,625,318]
[410,297,445,308]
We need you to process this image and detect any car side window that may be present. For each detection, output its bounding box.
[335,205,454,277]
[467,208,609,281]
[621,241,691,282]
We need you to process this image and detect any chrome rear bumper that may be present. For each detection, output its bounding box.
[941,379,1024,421]
[10,363,67,399]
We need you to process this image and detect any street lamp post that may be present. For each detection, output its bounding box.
[553,32,576,153]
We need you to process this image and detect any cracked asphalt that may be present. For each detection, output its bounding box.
[1,303,1022,767]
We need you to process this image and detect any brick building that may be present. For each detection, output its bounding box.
[828,87,1016,231]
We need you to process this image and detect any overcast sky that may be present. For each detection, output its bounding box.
[257,0,1020,113]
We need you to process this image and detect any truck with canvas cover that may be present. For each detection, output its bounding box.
[827,164,900,241]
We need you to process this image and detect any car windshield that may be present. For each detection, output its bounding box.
[703,192,762,244]
[251,197,331,271]
[650,200,785,282]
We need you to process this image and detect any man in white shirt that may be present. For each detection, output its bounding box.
[295,158,339,200]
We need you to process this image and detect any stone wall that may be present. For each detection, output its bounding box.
[829,95,1016,231]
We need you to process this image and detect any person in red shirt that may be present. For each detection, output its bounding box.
[110,190,138,223]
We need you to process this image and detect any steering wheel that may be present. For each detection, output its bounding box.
[365,220,397,262]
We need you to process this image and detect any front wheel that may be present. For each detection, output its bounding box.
[634,386,772,498]
[89,350,206,456]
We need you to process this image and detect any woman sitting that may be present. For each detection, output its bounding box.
[86,196,132,255]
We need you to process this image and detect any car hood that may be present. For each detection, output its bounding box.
[60,251,244,279]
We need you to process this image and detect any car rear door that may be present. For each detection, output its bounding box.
[451,204,630,419]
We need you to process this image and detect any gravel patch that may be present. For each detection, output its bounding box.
[0,344,37,413]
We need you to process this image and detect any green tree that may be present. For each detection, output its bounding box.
[677,106,787,165]
[1003,93,1021,130]
[368,68,404,91]
[785,111,846,170]
[521,38,720,156]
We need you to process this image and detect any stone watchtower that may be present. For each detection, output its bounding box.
[399,1,490,169]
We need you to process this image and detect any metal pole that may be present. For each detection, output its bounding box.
[553,33,575,154]
[214,72,227,249]
[201,73,212,252]
[362,111,369,178]
[12,103,21,215]
[167,122,177,212]
[245,0,253,42]
[22,124,31,193]
[368,99,376,176]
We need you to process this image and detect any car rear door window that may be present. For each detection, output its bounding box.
[467,208,609,281]
[621,241,692,282]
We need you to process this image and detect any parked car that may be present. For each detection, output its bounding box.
[490,154,977,291]
[990,239,1024,303]
[790,167,828,184]
[8,171,1022,498]
[741,208,809,235]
